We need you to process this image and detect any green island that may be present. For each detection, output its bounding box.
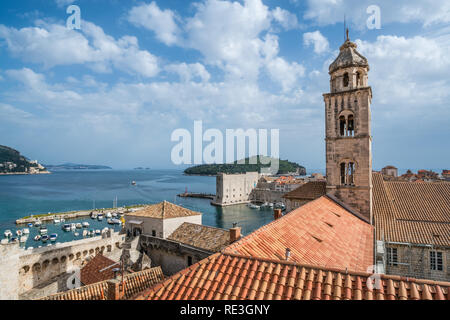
[184,156,306,175]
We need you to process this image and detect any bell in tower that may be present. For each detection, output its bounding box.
[323,30,373,223]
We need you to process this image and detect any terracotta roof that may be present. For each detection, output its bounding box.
[282,181,326,200]
[126,201,201,219]
[41,266,164,300]
[81,254,118,285]
[136,253,450,300]
[373,172,450,246]
[168,222,231,252]
[224,196,373,273]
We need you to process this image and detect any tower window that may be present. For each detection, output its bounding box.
[347,115,354,136]
[339,116,346,136]
[356,72,361,87]
[343,73,349,87]
[339,113,355,137]
[340,162,355,186]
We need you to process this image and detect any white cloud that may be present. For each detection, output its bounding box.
[0,21,159,77]
[165,63,210,82]
[55,0,76,7]
[127,1,181,46]
[271,7,299,30]
[303,0,450,29]
[303,30,329,54]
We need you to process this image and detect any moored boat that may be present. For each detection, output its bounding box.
[27,223,33,228]
[23,228,30,235]
[97,214,104,221]
[247,203,260,209]
[82,230,88,237]
[34,220,42,227]
[62,224,71,232]
[95,229,101,235]
[10,237,18,243]
[111,218,122,225]
[4,230,12,238]
[20,236,28,243]
[76,223,82,229]
[82,222,90,228]
[34,235,41,241]
[74,232,80,237]
[49,233,58,241]
[41,235,49,242]
[16,230,23,236]
[53,218,61,224]
[39,226,48,235]
[107,218,114,225]
[106,212,112,219]
[71,223,76,230]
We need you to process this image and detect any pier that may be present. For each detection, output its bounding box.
[177,192,215,200]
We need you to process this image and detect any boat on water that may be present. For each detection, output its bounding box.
[49,234,58,241]
[71,223,76,230]
[10,237,18,243]
[107,218,114,225]
[19,236,28,243]
[16,230,23,236]
[89,230,95,237]
[274,202,286,210]
[82,222,90,228]
[39,226,48,235]
[53,218,61,224]
[112,212,118,218]
[111,218,122,225]
[76,223,82,229]
[90,212,97,219]
[74,232,80,237]
[34,220,42,227]
[62,224,71,232]
[95,229,101,235]
[23,228,30,235]
[82,230,88,237]
[0,239,8,245]
[106,212,112,219]
[41,235,49,242]
[102,227,109,234]
[27,223,33,228]
[247,203,260,209]
[34,235,41,241]
[131,181,137,186]
[97,214,104,221]
[4,230,12,238]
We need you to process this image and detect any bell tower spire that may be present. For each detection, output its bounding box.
[323,35,373,223]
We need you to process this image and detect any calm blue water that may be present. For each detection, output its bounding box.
[0,170,275,248]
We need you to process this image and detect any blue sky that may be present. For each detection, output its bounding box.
[0,0,449,171]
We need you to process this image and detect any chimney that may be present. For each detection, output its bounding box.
[285,248,291,261]
[274,209,283,220]
[106,279,122,300]
[229,227,241,243]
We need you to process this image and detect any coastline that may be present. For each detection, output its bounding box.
[0,171,51,176]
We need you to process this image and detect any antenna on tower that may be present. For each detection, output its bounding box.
[344,14,346,41]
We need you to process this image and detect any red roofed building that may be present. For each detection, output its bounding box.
[224,195,373,273]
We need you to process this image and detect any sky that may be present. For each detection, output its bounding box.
[0,0,449,171]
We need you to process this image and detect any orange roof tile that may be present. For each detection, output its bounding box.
[136,253,450,300]
[224,196,373,273]
[126,201,201,219]
[81,254,118,285]
[41,266,164,300]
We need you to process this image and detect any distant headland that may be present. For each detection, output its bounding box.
[0,145,49,175]
[43,163,113,170]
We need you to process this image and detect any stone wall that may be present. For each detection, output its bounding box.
[139,235,211,276]
[213,172,259,206]
[0,230,125,299]
[385,243,450,282]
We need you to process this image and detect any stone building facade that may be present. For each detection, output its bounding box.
[323,34,373,223]
[212,172,259,206]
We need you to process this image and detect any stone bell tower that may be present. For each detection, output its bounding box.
[323,30,373,223]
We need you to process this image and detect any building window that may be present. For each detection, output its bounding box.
[387,247,398,266]
[343,73,349,87]
[340,162,355,186]
[430,251,443,271]
[187,256,193,266]
[356,72,361,86]
[152,230,156,237]
[339,113,355,137]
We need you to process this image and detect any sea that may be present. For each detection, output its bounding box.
[0,169,276,248]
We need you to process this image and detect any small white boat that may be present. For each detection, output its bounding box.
[111,218,122,225]
[76,223,82,229]
[102,227,109,234]
[62,224,71,232]
[27,223,33,228]
[34,220,42,227]
[10,237,18,243]
[106,212,112,219]
[89,230,95,237]
[0,239,9,244]
[82,230,88,237]
[39,226,48,235]
[16,230,23,236]
[50,233,57,241]
[107,218,114,225]
[91,213,97,219]
[4,230,12,238]
[95,229,101,235]
[34,235,41,241]
[247,203,260,209]
[23,228,30,235]
[131,181,136,186]
[53,218,61,224]
[112,213,118,218]
[97,214,104,221]
[74,232,80,237]
[20,236,28,243]
[70,223,76,230]
[82,222,90,228]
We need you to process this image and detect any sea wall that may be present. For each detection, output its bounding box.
[0,230,125,299]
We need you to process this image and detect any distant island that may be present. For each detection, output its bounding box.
[134,167,151,170]
[184,156,306,176]
[44,163,113,170]
[0,145,49,175]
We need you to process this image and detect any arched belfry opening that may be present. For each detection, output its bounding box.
[323,29,373,223]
